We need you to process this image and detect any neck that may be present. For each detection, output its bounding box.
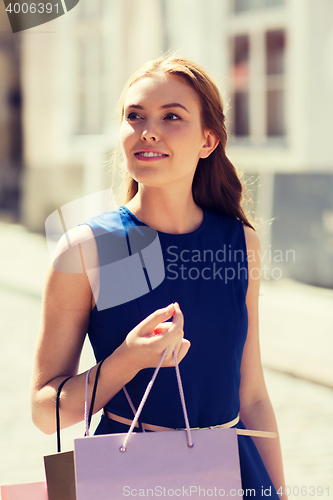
[125,185,203,234]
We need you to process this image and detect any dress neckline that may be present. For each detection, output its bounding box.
[119,205,208,237]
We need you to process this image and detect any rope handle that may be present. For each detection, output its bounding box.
[120,348,193,452]
[84,362,147,436]
[56,376,72,453]
[84,359,106,436]
[56,358,106,453]
[84,368,93,436]
[123,386,146,433]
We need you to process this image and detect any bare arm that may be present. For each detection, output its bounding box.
[30,225,190,434]
[239,226,287,499]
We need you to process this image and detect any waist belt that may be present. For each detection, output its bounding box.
[106,411,276,438]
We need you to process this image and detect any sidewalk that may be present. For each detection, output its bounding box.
[1,220,332,387]
[260,279,333,388]
[0,221,49,298]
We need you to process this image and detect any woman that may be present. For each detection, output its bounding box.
[31,56,287,498]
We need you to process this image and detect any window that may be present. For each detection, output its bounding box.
[266,30,286,136]
[234,92,250,136]
[230,35,250,136]
[266,29,285,74]
[229,28,286,141]
[74,9,107,135]
[267,90,284,136]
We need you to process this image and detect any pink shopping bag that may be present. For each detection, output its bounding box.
[75,427,242,499]
[1,481,48,500]
[74,349,243,500]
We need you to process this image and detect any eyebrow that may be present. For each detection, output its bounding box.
[127,103,190,113]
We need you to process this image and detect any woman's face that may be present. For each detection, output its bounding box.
[120,74,211,190]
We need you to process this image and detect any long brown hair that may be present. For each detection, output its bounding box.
[117,56,255,229]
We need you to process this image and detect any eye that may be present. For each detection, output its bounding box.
[164,113,181,121]
[126,112,142,121]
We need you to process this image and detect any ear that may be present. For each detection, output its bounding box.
[199,131,219,159]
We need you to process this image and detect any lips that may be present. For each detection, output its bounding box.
[135,152,167,157]
[134,149,169,158]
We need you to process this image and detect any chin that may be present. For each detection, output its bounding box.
[127,169,170,188]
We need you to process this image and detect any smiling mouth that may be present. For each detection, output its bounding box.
[134,152,168,158]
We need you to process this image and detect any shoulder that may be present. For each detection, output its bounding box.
[51,224,98,274]
[205,208,244,234]
[64,224,94,245]
[51,207,124,269]
[243,225,261,293]
[53,224,94,256]
[243,225,261,272]
[83,208,125,234]
[243,224,260,256]
[207,210,256,249]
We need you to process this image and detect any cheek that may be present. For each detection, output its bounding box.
[119,123,136,152]
[170,127,204,158]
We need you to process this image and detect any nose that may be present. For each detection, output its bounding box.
[141,123,159,142]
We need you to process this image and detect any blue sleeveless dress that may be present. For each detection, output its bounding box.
[84,206,279,499]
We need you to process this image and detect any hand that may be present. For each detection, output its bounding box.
[122,302,190,371]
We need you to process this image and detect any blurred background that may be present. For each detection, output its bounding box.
[0,0,332,494]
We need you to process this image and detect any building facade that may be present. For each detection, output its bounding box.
[223,0,333,287]
[17,0,333,286]
[0,1,22,219]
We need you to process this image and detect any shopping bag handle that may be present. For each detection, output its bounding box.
[84,359,106,436]
[120,348,193,452]
[56,376,72,453]
[56,359,106,452]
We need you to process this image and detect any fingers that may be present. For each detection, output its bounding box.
[124,302,189,370]
[156,303,187,366]
[138,303,175,337]
[165,302,184,348]
[176,339,191,363]
[153,303,183,337]
[172,302,184,330]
